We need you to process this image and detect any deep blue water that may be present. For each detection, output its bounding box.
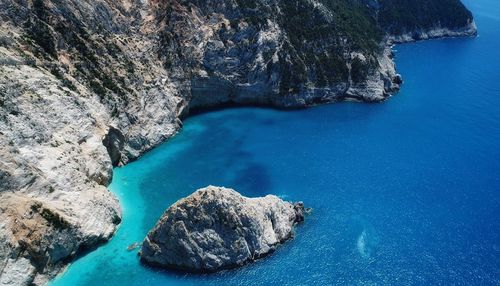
[52,0,500,285]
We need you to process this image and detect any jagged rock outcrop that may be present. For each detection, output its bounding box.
[0,0,476,284]
[140,186,305,272]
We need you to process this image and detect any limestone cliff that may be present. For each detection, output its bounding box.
[0,0,476,284]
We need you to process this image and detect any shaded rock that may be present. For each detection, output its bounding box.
[140,186,305,272]
[102,126,125,167]
[293,202,305,223]
[393,74,403,85]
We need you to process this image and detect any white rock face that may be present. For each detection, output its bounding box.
[140,186,305,272]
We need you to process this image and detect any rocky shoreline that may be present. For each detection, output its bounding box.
[0,0,477,284]
[386,21,478,44]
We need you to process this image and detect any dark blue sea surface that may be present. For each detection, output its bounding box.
[52,0,500,284]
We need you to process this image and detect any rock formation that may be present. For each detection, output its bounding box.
[0,0,476,283]
[140,186,305,272]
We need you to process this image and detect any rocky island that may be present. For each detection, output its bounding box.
[140,186,305,272]
[0,0,476,284]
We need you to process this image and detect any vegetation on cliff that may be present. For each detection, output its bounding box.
[377,0,475,35]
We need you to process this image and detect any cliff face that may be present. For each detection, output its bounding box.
[0,0,475,284]
[156,0,402,108]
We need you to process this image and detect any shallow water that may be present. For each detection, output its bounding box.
[52,0,500,284]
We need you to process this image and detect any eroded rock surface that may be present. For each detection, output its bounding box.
[140,186,305,272]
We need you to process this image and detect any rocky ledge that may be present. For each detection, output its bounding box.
[139,186,305,272]
[386,21,478,44]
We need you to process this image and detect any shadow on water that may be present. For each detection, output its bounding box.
[137,109,274,231]
[186,102,301,117]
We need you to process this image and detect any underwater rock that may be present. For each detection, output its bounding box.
[127,242,142,252]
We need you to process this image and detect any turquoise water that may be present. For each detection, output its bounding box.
[52,0,500,285]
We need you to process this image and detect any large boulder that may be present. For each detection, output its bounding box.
[139,186,305,272]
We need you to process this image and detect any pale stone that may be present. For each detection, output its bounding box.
[140,186,305,272]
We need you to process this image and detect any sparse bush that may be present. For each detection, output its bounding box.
[30,202,70,229]
[90,80,106,97]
